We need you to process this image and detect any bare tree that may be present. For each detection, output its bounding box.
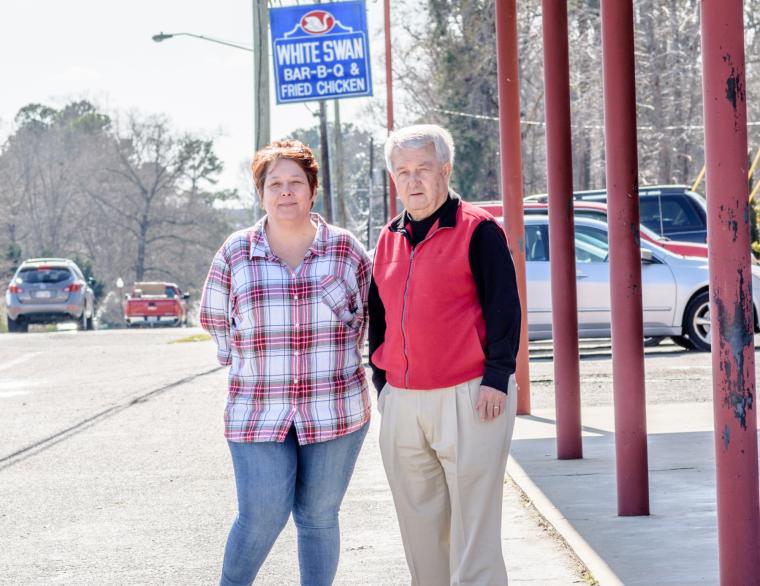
[88,113,229,281]
[0,101,235,299]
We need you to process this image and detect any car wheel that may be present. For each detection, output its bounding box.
[85,302,95,330]
[671,335,696,350]
[643,336,664,347]
[78,308,88,331]
[684,291,711,352]
[7,316,27,333]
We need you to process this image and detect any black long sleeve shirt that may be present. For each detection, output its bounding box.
[368,195,521,394]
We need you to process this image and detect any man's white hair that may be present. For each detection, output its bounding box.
[384,124,455,172]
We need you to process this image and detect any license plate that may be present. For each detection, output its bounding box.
[147,316,158,322]
[34,290,52,298]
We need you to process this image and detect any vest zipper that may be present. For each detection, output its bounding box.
[399,224,454,387]
[401,248,415,387]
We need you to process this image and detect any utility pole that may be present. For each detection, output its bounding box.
[319,101,333,223]
[314,0,333,223]
[333,101,346,227]
[367,136,374,249]
[382,163,388,222]
[384,0,396,219]
[252,0,270,152]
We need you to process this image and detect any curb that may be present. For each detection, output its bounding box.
[507,458,623,586]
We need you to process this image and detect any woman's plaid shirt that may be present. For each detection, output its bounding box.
[200,214,372,444]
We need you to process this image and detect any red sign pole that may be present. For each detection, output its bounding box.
[542,0,582,459]
[700,1,760,582]
[495,0,530,415]
[383,0,396,219]
[600,0,650,516]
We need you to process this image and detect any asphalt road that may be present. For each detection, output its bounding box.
[0,327,590,586]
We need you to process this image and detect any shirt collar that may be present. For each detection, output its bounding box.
[388,191,462,233]
[249,213,329,259]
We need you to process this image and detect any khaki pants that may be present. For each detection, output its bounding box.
[379,376,518,586]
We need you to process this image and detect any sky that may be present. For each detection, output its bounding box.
[0,0,388,196]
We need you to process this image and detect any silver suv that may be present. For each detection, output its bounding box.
[5,258,96,333]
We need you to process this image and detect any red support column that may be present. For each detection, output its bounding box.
[383,0,397,219]
[700,2,760,583]
[542,0,582,459]
[495,0,530,415]
[600,0,649,516]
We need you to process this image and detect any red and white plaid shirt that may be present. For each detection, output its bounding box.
[200,214,372,444]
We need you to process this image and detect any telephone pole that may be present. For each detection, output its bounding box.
[334,101,346,226]
[252,0,270,151]
[319,102,333,223]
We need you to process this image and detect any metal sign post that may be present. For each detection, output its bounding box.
[270,0,373,104]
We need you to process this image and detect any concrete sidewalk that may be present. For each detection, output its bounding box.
[508,401,722,585]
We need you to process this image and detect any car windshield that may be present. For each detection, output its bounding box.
[18,267,72,284]
[640,196,703,232]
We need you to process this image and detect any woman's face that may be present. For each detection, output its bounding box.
[261,158,316,224]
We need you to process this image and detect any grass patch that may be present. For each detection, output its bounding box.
[169,333,212,344]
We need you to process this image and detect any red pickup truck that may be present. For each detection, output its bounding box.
[124,282,189,327]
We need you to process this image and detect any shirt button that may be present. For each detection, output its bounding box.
[294,294,299,300]
[294,351,299,356]
[294,378,299,384]
[294,323,299,329]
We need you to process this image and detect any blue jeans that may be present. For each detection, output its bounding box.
[220,423,368,586]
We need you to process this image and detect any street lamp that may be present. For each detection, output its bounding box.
[151,22,270,152]
[151,31,254,53]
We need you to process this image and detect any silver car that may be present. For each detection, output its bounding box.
[524,216,760,351]
[5,258,96,333]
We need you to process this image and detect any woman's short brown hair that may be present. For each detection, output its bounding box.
[251,139,319,199]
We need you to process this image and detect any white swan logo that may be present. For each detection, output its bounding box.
[300,10,336,35]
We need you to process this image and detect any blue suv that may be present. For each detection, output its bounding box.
[525,185,708,243]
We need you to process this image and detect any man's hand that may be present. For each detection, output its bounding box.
[475,385,507,422]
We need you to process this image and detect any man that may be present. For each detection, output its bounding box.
[369,124,521,585]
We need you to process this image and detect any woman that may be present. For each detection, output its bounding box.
[200,139,371,586]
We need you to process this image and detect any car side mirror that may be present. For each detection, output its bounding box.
[641,249,655,264]
[182,292,190,300]
[87,277,96,285]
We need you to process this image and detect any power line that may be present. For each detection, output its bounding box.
[432,107,760,130]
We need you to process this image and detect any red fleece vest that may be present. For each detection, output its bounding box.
[371,201,494,390]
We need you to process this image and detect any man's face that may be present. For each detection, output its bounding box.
[390,144,451,221]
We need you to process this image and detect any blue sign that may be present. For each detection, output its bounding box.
[269,0,373,104]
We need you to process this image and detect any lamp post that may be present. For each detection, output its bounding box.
[153,21,332,222]
[152,32,253,52]
[152,23,270,152]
